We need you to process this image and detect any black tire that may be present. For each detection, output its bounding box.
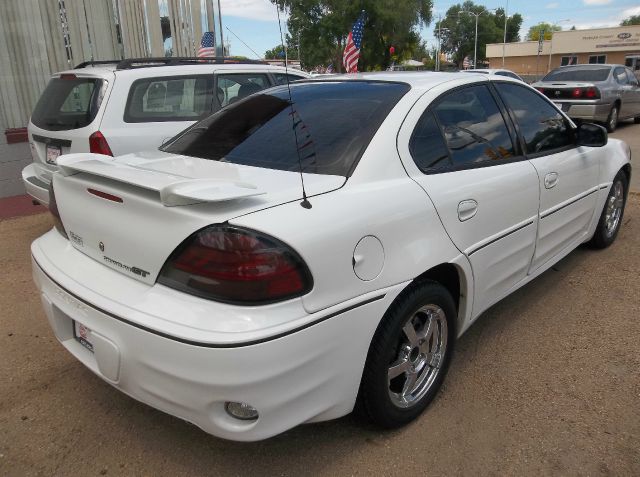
[634,116,640,124]
[358,280,456,428]
[588,170,628,249]
[605,105,618,133]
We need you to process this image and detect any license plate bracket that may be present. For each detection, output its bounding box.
[73,321,94,352]
[46,145,61,165]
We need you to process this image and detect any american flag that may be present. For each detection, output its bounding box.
[343,11,366,73]
[198,31,216,57]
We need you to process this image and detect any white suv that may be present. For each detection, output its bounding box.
[22,57,309,206]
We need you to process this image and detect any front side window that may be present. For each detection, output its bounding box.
[31,76,106,131]
[216,73,270,107]
[626,69,639,86]
[125,76,214,122]
[431,85,515,168]
[496,83,573,156]
[163,81,410,176]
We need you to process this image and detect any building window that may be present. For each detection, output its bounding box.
[560,56,578,66]
[589,55,606,64]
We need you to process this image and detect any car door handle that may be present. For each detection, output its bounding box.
[458,200,478,222]
[544,172,559,189]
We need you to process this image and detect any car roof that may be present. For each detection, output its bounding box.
[54,62,308,79]
[305,71,519,91]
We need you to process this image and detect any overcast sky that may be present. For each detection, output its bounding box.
[219,0,640,59]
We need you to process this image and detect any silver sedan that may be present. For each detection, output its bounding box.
[532,64,640,132]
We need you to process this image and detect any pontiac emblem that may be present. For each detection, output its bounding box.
[99,241,105,252]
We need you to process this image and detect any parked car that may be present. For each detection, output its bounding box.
[22,57,309,207]
[32,73,631,441]
[532,64,640,132]
[461,68,524,81]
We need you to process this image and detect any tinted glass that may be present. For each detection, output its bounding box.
[543,67,610,82]
[273,73,306,85]
[626,69,639,86]
[497,83,573,155]
[163,81,410,176]
[614,67,628,85]
[432,85,515,167]
[409,111,450,172]
[588,55,606,64]
[216,73,270,107]
[496,71,519,80]
[31,77,105,130]
[125,76,213,122]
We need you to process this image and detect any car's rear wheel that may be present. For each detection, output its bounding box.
[588,170,628,249]
[605,105,618,133]
[358,281,455,428]
[634,116,640,124]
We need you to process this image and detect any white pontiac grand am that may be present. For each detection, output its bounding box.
[31,72,631,441]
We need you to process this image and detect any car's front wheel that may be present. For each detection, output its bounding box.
[358,281,456,428]
[589,170,628,249]
[605,105,618,133]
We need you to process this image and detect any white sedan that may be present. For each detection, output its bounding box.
[32,72,631,441]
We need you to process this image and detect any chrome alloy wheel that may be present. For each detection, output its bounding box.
[609,107,618,131]
[605,180,624,237]
[388,305,448,409]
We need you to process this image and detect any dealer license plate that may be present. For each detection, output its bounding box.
[46,145,61,165]
[74,321,94,352]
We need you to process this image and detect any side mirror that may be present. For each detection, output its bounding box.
[576,123,607,147]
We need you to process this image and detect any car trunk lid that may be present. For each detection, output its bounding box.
[53,151,345,285]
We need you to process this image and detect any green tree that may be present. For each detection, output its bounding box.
[264,44,298,60]
[434,1,522,67]
[272,0,433,72]
[526,22,562,41]
[620,15,640,26]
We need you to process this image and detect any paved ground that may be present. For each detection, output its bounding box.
[1,204,639,475]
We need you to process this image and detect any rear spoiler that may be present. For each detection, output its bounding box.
[57,154,265,207]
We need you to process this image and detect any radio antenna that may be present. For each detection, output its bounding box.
[276,5,311,209]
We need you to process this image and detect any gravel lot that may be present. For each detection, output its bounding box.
[1,123,639,476]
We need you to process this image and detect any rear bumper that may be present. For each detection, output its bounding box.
[22,163,50,206]
[554,101,612,122]
[31,230,400,441]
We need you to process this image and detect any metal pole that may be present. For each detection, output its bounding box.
[474,14,478,69]
[437,16,441,71]
[502,0,508,67]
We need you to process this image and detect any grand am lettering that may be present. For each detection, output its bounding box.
[103,256,150,278]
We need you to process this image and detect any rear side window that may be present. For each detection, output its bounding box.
[272,73,306,85]
[496,83,573,155]
[614,67,628,85]
[431,85,515,168]
[216,74,270,107]
[163,81,410,176]
[124,76,214,123]
[31,76,106,131]
[409,111,450,171]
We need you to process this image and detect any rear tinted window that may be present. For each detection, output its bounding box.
[124,75,214,122]
[163,81,410,176]
[542,67,610,82]
[31,77,106,131]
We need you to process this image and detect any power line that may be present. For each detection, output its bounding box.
[224,26,262,59]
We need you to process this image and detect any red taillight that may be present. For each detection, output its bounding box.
[89,131,113,156]
[585,87,599,99]
[535,87,545,94]
[158,226,313,304]
[48,183,68,239]
[572,88,582,98]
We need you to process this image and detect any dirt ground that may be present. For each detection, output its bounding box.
[1,204,639,476]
